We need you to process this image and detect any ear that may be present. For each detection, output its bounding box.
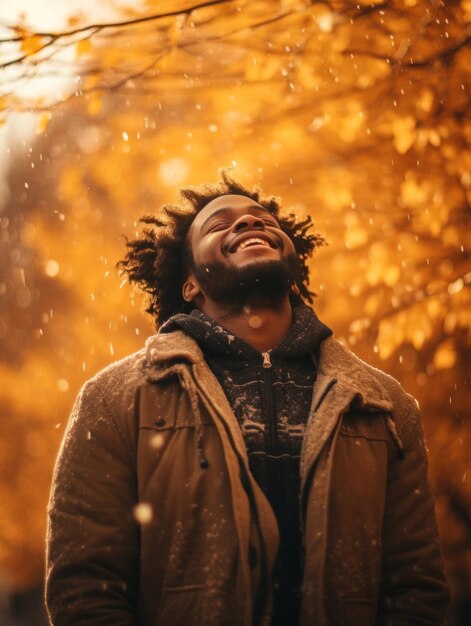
[182,275,201,302]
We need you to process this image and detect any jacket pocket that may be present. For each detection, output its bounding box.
[340,409,390,442]
[140,380,213,431]
[340,598,375,626]
[157,584,204,626]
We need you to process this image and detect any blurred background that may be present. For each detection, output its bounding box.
[0,0,470,624]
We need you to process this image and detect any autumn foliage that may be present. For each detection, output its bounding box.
[0,0,470,607]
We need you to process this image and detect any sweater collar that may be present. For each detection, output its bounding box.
[159,303,332,366]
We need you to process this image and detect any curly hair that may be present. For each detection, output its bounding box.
[118,169,326,327]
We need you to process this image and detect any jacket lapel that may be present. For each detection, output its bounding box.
[300,337,395,495]
[145,331,250,464]
[301,376,351,494]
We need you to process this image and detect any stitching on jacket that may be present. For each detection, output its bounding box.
[167,364,209,469]
[383,414,405,460]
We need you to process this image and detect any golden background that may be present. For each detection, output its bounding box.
[0,0,470,620]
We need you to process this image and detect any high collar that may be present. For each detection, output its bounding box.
[158,303,332,367]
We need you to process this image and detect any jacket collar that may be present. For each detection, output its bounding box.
[145,331,206,368]
[313,337,394,413]
[146,332,394,412]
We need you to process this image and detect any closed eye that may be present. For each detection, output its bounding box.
[206,217,279,233]
[207,221,230,232]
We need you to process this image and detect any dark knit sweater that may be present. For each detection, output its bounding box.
[160,303,332,625]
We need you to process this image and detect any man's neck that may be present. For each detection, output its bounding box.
[198,296,293,353]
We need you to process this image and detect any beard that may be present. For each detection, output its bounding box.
[192,253,302,312]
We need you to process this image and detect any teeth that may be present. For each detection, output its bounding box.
[237,238,270,251]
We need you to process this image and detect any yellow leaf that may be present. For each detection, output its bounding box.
[67,14,83,27]
[426,297,443,319]
[377,315,404,359]
[339,113,363,142]
[324,186,352,212]
[345,226,368,249]
[36,112,51,134]
[366,264,382,286]
[21,35,44,56]
[365,294,380,316]
[349,317,371,334]
[442,226,460,247]
[366,242,389,285]
[407,307,433,349]
[462,0,471,21]
[316,11,334,33]
[76,38,92,59]
[400,176,428,207]
[417,90,434,112]
[441,144,456,160]
[428,129,441,147]
[433,340,457,370]
[392,116,416,154]
[383,265,400,287]
[84,74,100,90]
[86,92,103,116]
[418,200,449,236]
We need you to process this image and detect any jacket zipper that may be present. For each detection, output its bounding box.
[261,351,276,451]
[262,351,272,368]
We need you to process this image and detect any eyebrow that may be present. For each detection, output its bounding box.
[199,206,275,232]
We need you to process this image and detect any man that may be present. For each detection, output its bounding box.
[46,171,449,625]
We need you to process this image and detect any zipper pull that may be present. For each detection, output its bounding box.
[262,351,272,368]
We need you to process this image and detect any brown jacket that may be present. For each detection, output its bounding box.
[45,332,449,625]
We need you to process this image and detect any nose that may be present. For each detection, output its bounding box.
[232,214,265,232]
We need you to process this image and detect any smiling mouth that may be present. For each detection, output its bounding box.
[231,237,276,253]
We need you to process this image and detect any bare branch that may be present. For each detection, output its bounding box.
[342,35,471,68]
[0,0,233,42]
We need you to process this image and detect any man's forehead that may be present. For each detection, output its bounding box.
[202,194,263,211]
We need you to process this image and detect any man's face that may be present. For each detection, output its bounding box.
[184,194,299,310]
[188,194,296,269]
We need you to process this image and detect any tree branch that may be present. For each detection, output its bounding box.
[0,0,233,42]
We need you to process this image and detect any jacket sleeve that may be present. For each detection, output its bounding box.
[45,378,139,626]
[378,397,449,625]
